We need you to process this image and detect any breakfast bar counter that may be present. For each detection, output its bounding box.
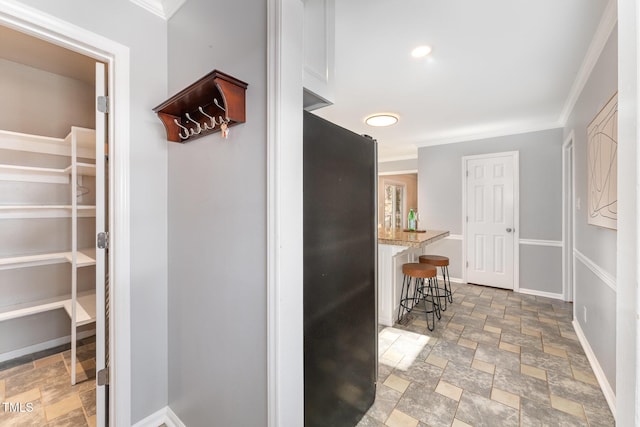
[378,228,449,326]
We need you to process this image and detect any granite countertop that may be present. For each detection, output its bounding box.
[378,228,450,248]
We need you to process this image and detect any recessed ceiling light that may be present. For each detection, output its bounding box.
[365,114,399,127]
[411,45,432,58]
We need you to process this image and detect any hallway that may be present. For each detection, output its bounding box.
[358,283,614,427]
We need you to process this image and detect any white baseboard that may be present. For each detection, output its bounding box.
[517,288,564,301]
[165,407,186,427]
[132,406,186,427]
[437,275,464,284]
[572,319,616,419]
[0,329,95,363]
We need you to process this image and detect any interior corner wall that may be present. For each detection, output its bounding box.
[563,25,617,392]
[166,0,268,425]
[13,0,169,423]
[417,128,564,293]
[0,58,95,137]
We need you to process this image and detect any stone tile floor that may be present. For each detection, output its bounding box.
[0,337,96,427]
[358,282,615,427]
[0,283,616,427]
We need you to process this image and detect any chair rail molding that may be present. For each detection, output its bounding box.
[573,249,617,292]
[519,238,563,247]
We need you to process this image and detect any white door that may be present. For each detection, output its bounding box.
[465,152,518,289]
[94,62,108,427]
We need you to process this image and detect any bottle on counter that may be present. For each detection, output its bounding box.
[408,208,416,231]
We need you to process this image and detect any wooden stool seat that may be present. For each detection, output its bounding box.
[398,262,440,331]
[402,263,437,279]
[418,254,453,309]
[419,255,449,267]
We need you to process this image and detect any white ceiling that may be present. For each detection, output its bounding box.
[314,0,614,161]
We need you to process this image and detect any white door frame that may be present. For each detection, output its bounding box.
[267,0,305,425]
[562,131,575,303]
[0,1,131,425]
[461,151,520,291]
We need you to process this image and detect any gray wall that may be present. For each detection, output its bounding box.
[378,158,418,174]
[564,26,617,390]
[15,0,169,422]
[418,128,564,294]
[167,0,268,425]
[0,58,94,137]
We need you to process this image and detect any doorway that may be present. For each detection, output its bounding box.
[0,16,119,426]
[378,173,418,230]
[383,183,406,229]
[463,151,519,290]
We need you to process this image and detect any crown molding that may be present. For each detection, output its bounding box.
[129,0,186,20]
[558,0,617,125]
[415,121,563,148]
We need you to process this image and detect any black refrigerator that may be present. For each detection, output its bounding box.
[303,111,378,427]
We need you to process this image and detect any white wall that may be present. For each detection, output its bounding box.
[563,25,617,392]
[616,0,638,423]
[166,0,268,425]
[13,0,169,422]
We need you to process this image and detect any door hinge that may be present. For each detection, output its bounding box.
[97,96,109,113]
[97,368,109,386]
[466,170,469,177]
[466,261,469,268]
[466,216,468,222]
[97,232,109,249]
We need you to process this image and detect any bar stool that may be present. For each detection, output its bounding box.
[398,263,440,331]
[419,255,453,310]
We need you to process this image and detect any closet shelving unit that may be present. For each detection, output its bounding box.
[0,127,97,383]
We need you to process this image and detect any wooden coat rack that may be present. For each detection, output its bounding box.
[153,70,248,143]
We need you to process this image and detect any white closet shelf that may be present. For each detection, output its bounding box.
[0,127,96,159]
[0,205,96,219]
[65,163,96,176]
[0,164,69,184]
[0,249,96,271]
[0,161,95,184]
[0,295,67,322]
[63,293,96,326]
[0,291,96,324]
[64,248,97,267]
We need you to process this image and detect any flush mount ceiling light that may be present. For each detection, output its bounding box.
[411,45,433,58]
[365,114,399,127]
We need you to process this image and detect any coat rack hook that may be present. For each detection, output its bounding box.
[213,98,226,112]
[153,70,247,143]
[198,106,217,130]
[173,119,190,140]
[185,113,202,135]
